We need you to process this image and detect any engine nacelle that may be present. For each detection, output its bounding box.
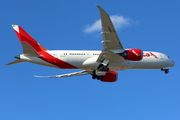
[120,49,143,61]
[101,71,118,82]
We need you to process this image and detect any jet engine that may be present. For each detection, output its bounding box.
[119,49,143,61]
[101,71,118,82]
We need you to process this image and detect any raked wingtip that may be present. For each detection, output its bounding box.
[34,75,47,78]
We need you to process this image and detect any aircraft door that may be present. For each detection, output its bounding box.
[86,52,92,58]
[53,52,60,58]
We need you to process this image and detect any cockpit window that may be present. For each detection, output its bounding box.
[167,56,171,59]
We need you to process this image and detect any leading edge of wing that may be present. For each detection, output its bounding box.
[34,70,91,78]
[96,5,124,51]
[96,5,125,62]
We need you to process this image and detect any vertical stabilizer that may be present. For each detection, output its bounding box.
[12,25,47,55]
[6,25,47,65]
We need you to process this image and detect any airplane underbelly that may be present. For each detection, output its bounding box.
[28,57,59,68]
[131,58,167,69]
[108,61,135,71]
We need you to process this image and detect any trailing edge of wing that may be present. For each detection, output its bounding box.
[34,70,90,78]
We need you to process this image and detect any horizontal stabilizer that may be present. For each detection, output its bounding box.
[6,59,26,65]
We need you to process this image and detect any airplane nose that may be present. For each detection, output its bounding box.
[170,59,175,67]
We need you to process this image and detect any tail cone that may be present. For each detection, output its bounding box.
[14,55,20,59]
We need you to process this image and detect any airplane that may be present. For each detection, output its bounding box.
[6,5,175,82]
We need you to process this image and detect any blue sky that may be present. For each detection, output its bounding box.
[1,0,180,120]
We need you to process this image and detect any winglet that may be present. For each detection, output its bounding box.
[34,75,50,78]
[96,5,107,15]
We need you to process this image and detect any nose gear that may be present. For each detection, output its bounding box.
[161,68,169,74]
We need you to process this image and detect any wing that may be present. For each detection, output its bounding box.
[34,70,91,78]
[96,5,125,62]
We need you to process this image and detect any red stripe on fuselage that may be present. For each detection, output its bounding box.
[38,51,77,69]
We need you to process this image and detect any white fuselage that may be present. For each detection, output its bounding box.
[19,50,175,71]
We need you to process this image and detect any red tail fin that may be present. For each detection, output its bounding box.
[12,25,47,52]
